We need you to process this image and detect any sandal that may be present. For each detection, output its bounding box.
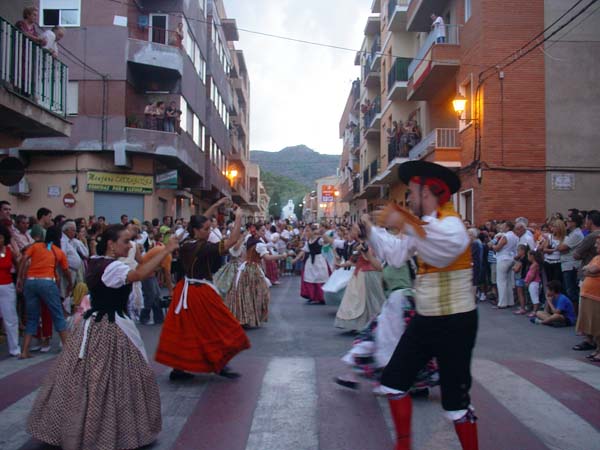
[527,312,537,318]
[572,341,596,351]
[589,356,600,363]
[513,309,527,315]
[585,353,600,360]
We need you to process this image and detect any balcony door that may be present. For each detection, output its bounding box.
[149,14,168,45]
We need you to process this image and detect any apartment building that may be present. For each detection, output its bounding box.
[0,0,265,222]
[340,0,599,225]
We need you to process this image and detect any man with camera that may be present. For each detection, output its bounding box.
[364,161,478,450]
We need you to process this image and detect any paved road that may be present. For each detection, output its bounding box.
[1,275,599,450]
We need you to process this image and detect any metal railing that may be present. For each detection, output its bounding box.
[407,24,460,79]
[353,178,361,194]
[387,0,410,20]
[363,168,370,187]
[0,16,68,116]
[369,159,378,179]
[409,128,459,160]
[388,57,411,88]
[363,95,381,130]
[370,36,381,67]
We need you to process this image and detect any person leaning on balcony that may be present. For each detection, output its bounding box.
[16,7,46,46]
[164,101,177,133]
[155,101,166,131]
[144,101,157,130]
[42,26,65,58]
[170,22,184,48]
[431,13,446,44]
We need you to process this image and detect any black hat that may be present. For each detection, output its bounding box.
[398,161,461,194]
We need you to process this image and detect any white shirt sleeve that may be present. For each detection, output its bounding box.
[101,260,131,288]
[368,216,470,268]
[73,238,89,259]
[333,239,346,250]
[255,242,269,257]
[302,242,309,253]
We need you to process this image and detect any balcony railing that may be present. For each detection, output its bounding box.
[353,178,361,194]
[407,24,460,79]
[388,0,410,20]
[388,57,411,87]
[370,36,381,67]
[409,128,459,160]
[0,16,68,116]
[369,159,378,180]
[362,95,381,130]
[351,79,360,101]
[363,169,370,187]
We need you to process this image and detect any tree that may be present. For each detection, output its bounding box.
[269,190,281,218]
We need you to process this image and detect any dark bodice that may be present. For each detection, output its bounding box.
[308,239,322,264]
[84,257,131,322]
[179,239,224,280]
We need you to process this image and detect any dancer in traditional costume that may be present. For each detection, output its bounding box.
[263,231,281,285]
[293,225,330,304]
[225,223,285,328]
[213,232,246,298]
[155,206,250,380]
[27,224,179,450]
[335,224,386,330]
[366,161,479,450]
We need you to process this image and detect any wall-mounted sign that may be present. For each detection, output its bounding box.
[551,173,575,191]
[63,193,76,208]
[155,170,178,189]
[87,171,153,194]
[48,185,61,198]
[321,185,336,202]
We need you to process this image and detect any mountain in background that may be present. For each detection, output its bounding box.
[250,145,340,188]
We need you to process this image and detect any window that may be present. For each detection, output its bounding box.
[41,0,81,27]
[465,0,472,22]
[66,81,78,115]
[149,14,167,44]
[459,75,473,130]
[193,114,201,147]
[459,189,473,224]
[193,44,206,84]
[186,106,193,136]
[179,97,188,132]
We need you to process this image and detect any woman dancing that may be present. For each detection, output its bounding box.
[155,206,250,380]
[28,224,179,450]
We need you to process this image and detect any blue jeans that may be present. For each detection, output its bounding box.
[436,36,446,43]
[24,279,66,335]
[562,269,579,304]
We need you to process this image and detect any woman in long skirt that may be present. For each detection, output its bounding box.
[213,233,246,298]
[156,206,250,380]
[225,223,285,328]
[293,225,330,304]
[335,224,386,331]
[28,224,179,450]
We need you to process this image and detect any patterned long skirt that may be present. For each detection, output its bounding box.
[264,259,279,284]
[213,260,240,298]
[155,282,250,373]
[28,317,161,450]
[225,262,270,328]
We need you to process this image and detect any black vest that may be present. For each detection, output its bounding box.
[84,257,132,322]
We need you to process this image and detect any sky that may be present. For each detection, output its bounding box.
[226,0,372,155]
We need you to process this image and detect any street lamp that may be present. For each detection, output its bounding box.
[226,168,239,185]
[452,94,467,117]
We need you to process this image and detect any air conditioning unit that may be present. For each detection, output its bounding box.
[9,177,31,196]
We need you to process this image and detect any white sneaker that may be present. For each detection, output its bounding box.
[29,345,41,352]
[40,345,52,353]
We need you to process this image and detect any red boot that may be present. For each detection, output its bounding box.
[388,394,412,450]
[454,410,479,450]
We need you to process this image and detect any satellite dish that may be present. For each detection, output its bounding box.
[0,157,25,186]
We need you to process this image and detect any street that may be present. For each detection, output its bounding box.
[1,275,599,450]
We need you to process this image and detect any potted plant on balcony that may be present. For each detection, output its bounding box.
[126,114,140,128]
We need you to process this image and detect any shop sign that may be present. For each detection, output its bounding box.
[551,173,575,191]
[63,193,76,208]
[48,185,61,198]
[321,185,335,202]
[155,170,178,189]
[87,171,153,194]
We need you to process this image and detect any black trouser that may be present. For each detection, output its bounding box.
[381,309,478,411]
[140,276,164,324]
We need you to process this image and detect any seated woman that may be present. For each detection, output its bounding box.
[28,224,179,450]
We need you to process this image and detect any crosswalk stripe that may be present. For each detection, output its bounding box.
[473,359,600,450]
[245,357,318,450]
[0,392,38,450]
[538,357,600,391]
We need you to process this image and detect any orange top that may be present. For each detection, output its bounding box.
[140,244,172,272]
[417,202,472,275]
[581,255,600,302]
[24,242,68,279]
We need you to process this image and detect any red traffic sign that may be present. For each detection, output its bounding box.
[63,193,76,208]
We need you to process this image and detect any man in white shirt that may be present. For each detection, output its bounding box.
[559,215,585,303]
[431,13,446,43]
[365,161,478,450]
[514,222,535,250]
[208,217,223,244]
[61,221,84,299]
[42,26,64,57]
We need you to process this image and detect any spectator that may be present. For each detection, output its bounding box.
[17,226,72,359]
[430,13,446,43]
[164,101,177,132]
[491,221,518,309]
[37,208,54,236]
[54,215,66,228]
[559,214,584,305]
[0,224,21,356]
[532,280,576,327]
[525,250,543,317]
[170,22,184,48]
[144,101,156,130]
[16,7,46,45]
[577,235,600,361]
[12,214,34,252]
[515,221,535,250]
[468,228,484,301]
[98,216,106,227]
[61,221,85,287]
[41,26,64,57]
[485,229,498,301]
[155,101,165,131]
[120,214,129,226]
[513,244,529,315]
[0,200,12,226]
[540,218,564,289]
[139,236,173,325]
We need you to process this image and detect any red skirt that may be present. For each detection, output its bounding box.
[265,260,279,283]
[155,281,250,373]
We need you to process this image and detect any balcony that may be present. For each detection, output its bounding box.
[362,96,381,140]
[208,163,231,196]
[123,127,205,185]
[407,25,460,101]
[363,56,381,89]
[353,178,361,194]
[387,0,410,31]
[407,0,453,31]
[127,26,183,77]
[370,36,382,73]
[0,16,70,141]
[363,168,370,189]
[409,128,461,167]
[364,16,381,36]
[387,57,411,101]
[232,76,249,107]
